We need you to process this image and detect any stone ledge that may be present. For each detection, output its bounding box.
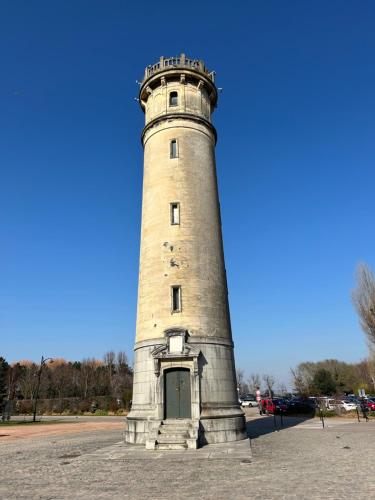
[80,438,252,462]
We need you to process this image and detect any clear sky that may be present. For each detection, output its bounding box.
[1,1,374,387]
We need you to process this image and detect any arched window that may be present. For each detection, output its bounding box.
[170,139,178,158]
[169,91,178,106]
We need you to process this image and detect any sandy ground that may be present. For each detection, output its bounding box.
[0,420,124,442]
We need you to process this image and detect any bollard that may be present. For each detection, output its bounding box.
[319,406,325,429]
[356,406,361,423]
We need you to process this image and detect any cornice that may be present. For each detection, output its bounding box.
[141,113,217,145]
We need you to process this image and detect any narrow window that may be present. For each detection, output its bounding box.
[171,286,181,312]
[170,139,178,158]
[169,91,178,106]
[170,203,180,225]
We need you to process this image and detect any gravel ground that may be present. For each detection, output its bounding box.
[0,413,374,499]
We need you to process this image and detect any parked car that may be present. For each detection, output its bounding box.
[260,398,287,414]
[287,397,316,415]
[260,398,273,414]
[345,395,360,403]
[331,400,357,412]
[366,399,375,411]
[341,400,358,411]
[240,395,258,407]
[272,398,288,414]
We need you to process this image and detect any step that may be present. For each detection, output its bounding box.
[156,443,188,450]
[160,423,191,430]
[159,427,189,437]
[162,419,192,426]
[157,435,188,444]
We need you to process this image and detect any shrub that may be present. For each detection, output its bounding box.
[317,409,336,418]
[78,400,91,414]
[94,409,108,416]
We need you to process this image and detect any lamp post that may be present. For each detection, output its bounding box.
[32,356,53,422]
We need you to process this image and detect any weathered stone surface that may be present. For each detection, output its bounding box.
[127,55,245,447]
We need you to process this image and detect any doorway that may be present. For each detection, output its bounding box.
[164,368,191,419]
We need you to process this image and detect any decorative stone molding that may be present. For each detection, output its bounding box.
[151,329,201,377]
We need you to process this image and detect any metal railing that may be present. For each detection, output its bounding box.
[144,54,215,81]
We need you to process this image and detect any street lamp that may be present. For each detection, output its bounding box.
[32,356,53,422]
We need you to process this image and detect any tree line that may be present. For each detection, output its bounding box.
[237,358,374,398]
[291,358,375,396]
[0,351,133,404]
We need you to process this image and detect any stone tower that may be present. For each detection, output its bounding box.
[125,54,246,449]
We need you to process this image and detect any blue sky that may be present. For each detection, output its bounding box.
[1,1,374,387]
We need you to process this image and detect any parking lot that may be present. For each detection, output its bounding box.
[0,411,374,499]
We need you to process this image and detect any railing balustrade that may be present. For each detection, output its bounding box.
[144,54,213,81]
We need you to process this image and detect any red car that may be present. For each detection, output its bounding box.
[367,399,375,411]
[260,398,287,415]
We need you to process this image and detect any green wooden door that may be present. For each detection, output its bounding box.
[165,369,191,419]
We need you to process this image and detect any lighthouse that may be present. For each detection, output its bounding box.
[125,54,246,449]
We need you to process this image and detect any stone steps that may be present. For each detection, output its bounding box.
[146,419,199,450]
[154,419,197,450]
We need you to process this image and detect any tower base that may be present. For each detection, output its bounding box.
[124,414,247,449]
[124,335,247,449]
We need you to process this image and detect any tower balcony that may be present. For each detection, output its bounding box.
[139,54,218,120]
[143,54,215,83]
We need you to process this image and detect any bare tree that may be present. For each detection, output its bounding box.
[116,351,128,368]
[262,374,275,398]
[17,361,38,400]
[103,351,116,390]
[248,373,261,394]
[80,358,100,398]
[236,369,245,395]
[112,351,132,399]
[352,263,375,349]
[277,383,288,396]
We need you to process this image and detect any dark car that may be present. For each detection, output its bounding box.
[286,397,316,415]
[272,398,288,414]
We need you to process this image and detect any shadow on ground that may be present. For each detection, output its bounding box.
[246,414,315,439]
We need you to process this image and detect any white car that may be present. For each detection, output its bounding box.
[327,399,357,411]
[240,396,258,407]
[340,400,357,411]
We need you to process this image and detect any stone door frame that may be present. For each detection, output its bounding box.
[151,329,201,421]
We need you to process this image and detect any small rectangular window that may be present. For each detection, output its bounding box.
[169,91,178,106]
[170,139,178,158]
[170,203,180,225]
[171,286,181,312]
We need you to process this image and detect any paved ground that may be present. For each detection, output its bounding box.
[0,411,374,499]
